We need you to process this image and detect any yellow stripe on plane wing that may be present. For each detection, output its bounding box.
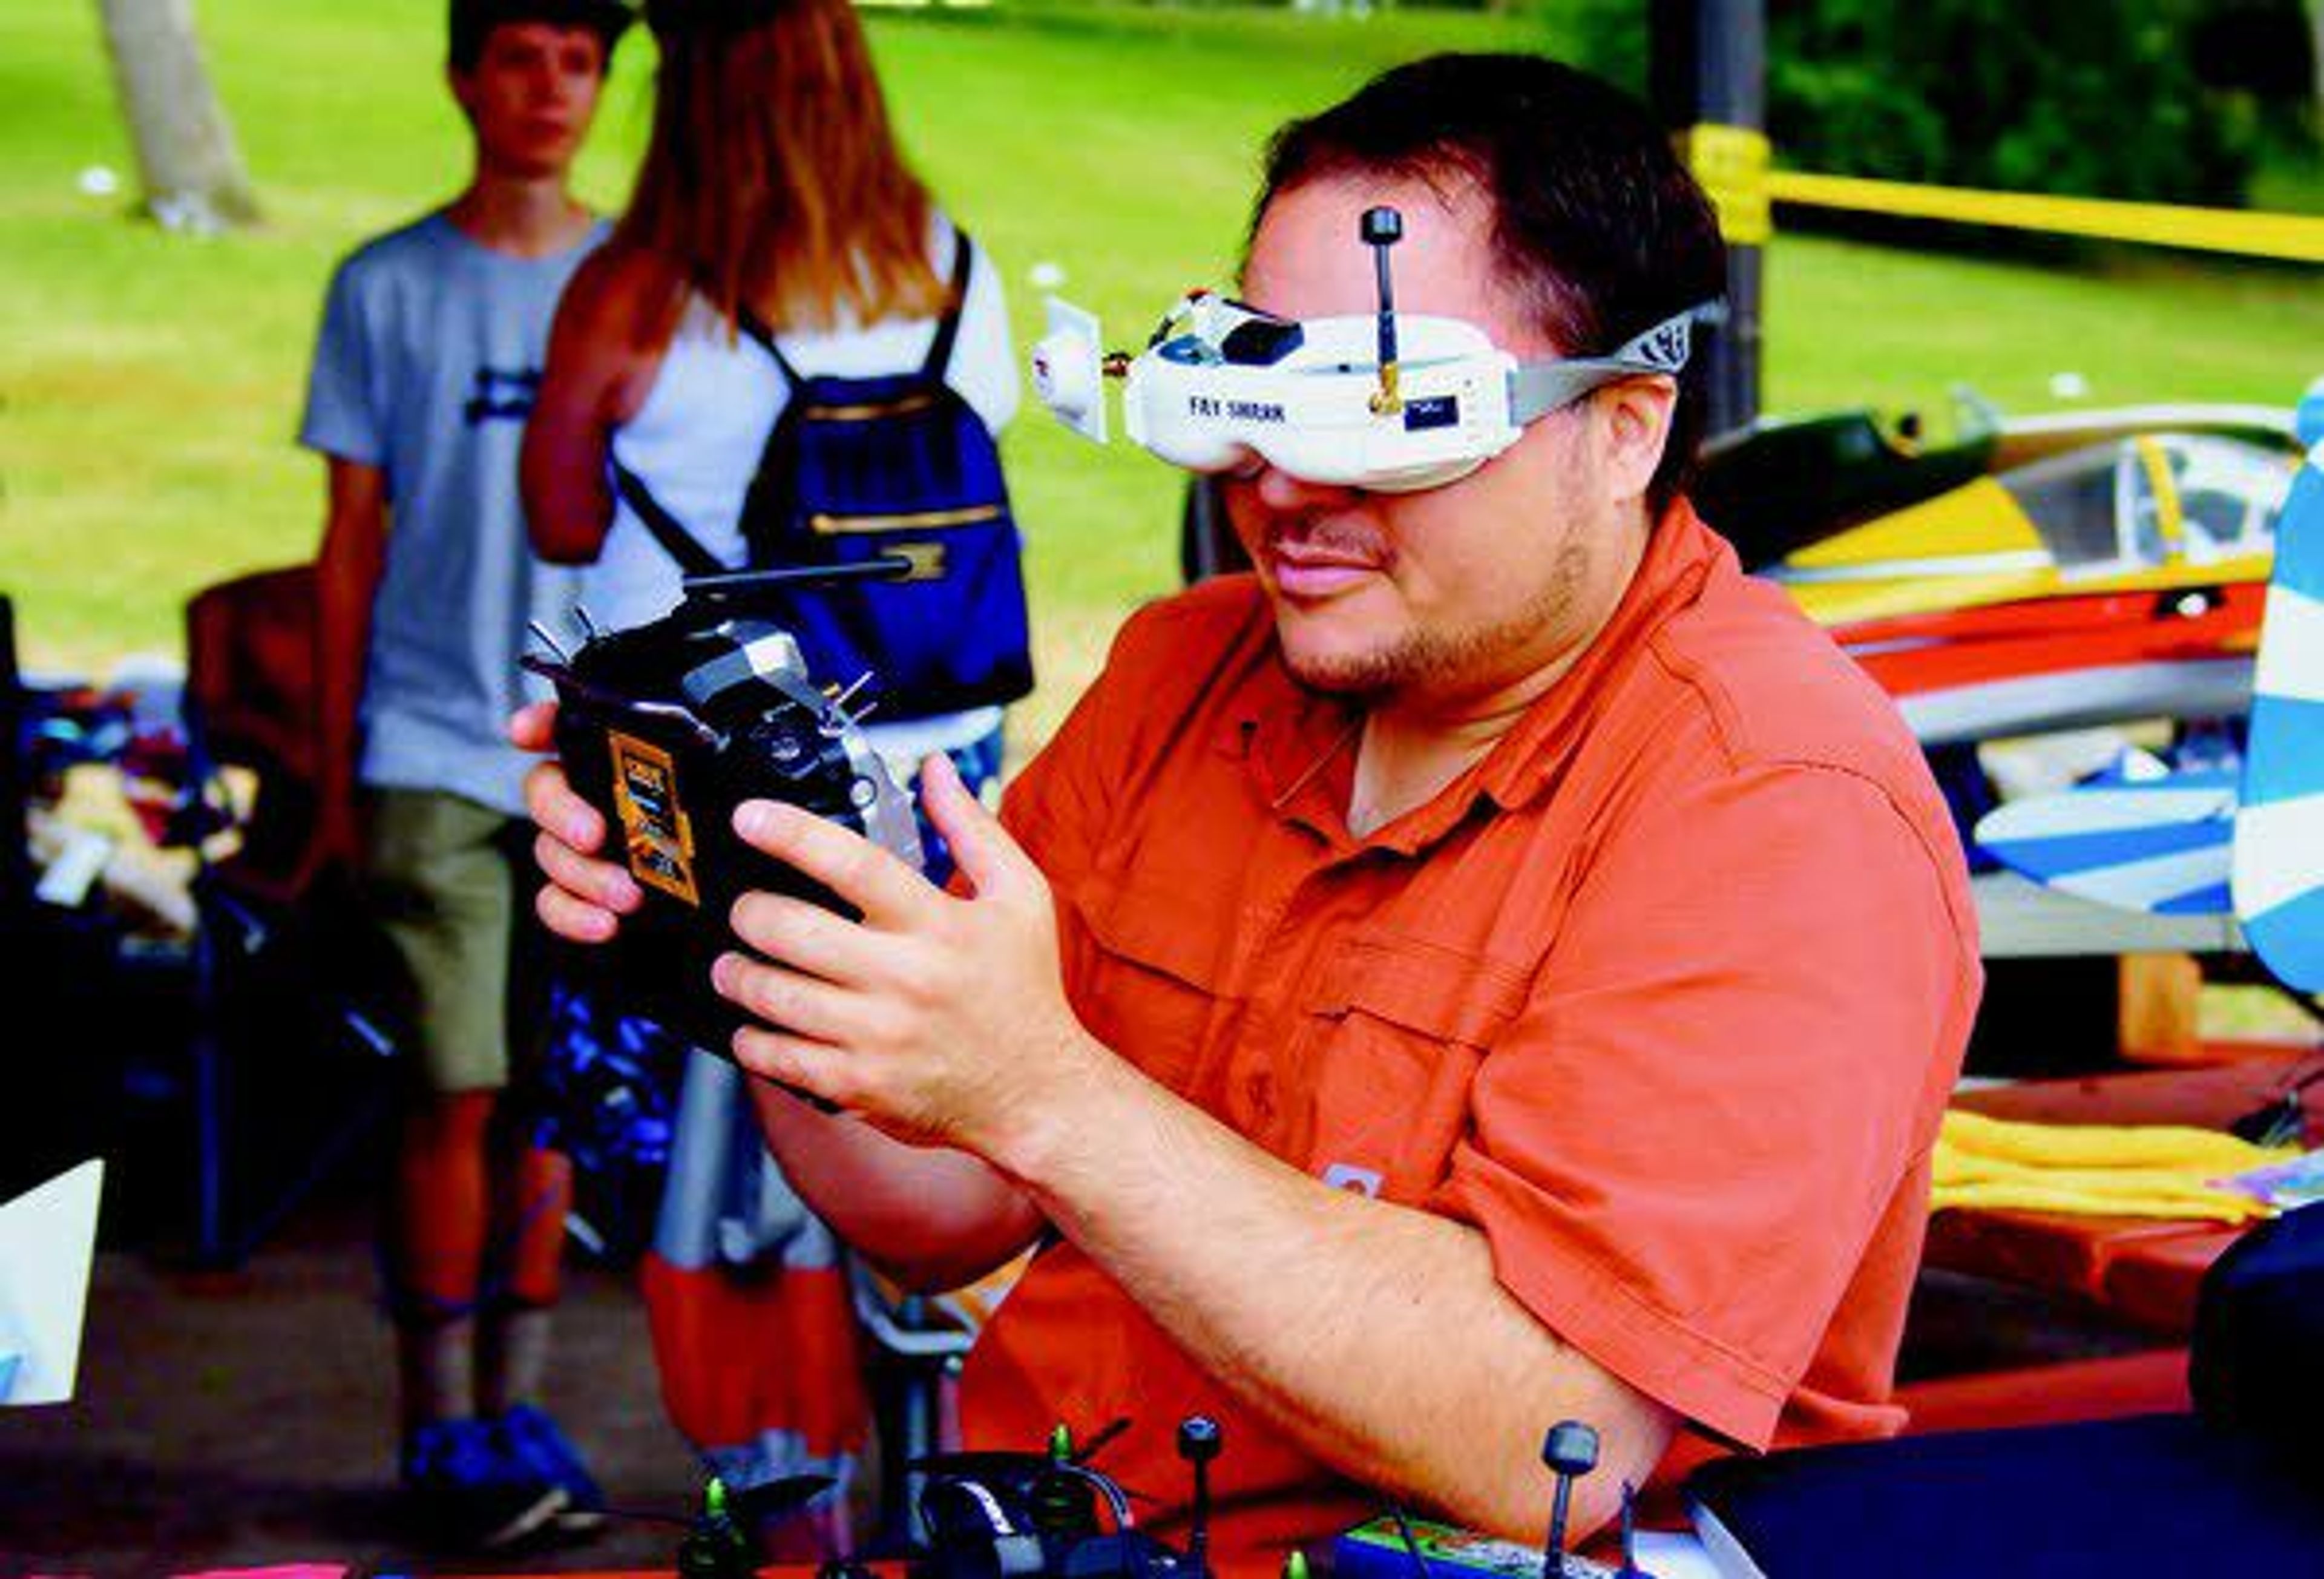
[1785,478,2042,570]
[1773,479,2059,625]
[1783,566,2064,626]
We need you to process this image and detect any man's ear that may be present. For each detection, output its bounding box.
[1595,377,1678,507]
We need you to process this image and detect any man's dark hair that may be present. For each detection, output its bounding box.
[1256,53,1727,514]
[448,0,634,72]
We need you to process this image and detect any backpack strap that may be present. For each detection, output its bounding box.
[919,228,976,381]
[735,303,803,390]
[608,456,725,579]
[723,232,973,386]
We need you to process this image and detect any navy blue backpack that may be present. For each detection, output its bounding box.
[611,231,1032,720]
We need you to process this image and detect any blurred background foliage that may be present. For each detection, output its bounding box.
[1563,0,2320,212]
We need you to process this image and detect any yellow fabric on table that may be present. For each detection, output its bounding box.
[1931,1108,2300,1224]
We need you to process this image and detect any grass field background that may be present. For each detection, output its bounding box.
[5,0,2321,760]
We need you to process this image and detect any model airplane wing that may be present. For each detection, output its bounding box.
[1975,769,2239,915]
[1973,416,2324,988]
[0,1157,103,1406]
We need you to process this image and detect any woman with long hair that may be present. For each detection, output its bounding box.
[519,0,1019,1552]
[525,0,1015,635]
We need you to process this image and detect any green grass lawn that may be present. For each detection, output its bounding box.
[5,0,2320,752]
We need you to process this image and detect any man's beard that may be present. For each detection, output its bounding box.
[1281,534,1592,701]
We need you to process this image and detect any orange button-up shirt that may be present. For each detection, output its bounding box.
[963,502,1981,1560]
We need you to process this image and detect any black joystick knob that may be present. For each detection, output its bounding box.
[1541,1420,1601,1579]
[1361,206,1403,246]
[1543,1420,1600,1478]
[1180,1415,1223,1576]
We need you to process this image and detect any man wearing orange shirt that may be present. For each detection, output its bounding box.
[519,53,1980,1568]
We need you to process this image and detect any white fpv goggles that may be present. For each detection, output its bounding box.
[1031,212,1712,494]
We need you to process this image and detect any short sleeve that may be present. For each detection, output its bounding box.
[298,259,384,466]
[950,228,1020,438]
[1427,759,1974,1449]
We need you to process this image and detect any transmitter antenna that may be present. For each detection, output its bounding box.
[1362,206,1405,415]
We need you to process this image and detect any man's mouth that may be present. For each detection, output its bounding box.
[1266,531,1384,599]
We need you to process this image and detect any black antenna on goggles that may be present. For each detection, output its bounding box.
[1361,206,1403,415]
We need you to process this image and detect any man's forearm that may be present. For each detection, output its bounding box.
[747,1078,1043,1292]
[993,1044,1673,1543]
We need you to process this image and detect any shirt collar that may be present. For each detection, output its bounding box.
[1468,497,1724,816]
[1231,666,1364,846]
[1229,499,1726,855]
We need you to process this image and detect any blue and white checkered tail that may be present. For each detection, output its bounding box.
[2233,435,2324,992]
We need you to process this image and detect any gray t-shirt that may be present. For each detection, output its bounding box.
[299,209,602,815]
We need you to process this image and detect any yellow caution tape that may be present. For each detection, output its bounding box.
[1680,124,1774,246]
[1767,169,2324,264]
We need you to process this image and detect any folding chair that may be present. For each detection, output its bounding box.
[849,1258,976,1541]
[177,564,401,1267]
[183,564,326,892]
[847,1248,1035,1551]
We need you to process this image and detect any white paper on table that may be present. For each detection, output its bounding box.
[0,1158,105,1405]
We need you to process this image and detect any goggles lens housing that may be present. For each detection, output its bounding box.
[1031,287,1710,494]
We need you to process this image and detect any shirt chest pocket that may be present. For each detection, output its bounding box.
[1069,871,1241,1096]
[1269,936,1531,1203]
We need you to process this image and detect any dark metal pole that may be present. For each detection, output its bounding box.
[1650,0,1766,439]
[0,597,28,946]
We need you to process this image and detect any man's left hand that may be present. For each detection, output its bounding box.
[714,753,1098,1164]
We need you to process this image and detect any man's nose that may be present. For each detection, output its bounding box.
[527,59,579,103]
[1250,463,1361,513]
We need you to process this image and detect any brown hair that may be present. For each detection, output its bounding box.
[448,0,632,74]
[619,0,945,334]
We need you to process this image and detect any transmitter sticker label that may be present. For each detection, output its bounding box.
[609,731,700,907]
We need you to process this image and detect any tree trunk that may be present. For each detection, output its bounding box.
[94,0,260,231]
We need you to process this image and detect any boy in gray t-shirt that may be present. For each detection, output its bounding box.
[297,0,629,1553]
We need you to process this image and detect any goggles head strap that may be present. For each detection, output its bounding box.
[1506,301,1721,425]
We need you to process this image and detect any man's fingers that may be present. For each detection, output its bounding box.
[533,826,642,915]
[732,798,930,925]
[920,752,1039,898]
[712,951,865,1046]
[730,889,887,984]
[729,1024,853,1111]
[523,759,607,855]
[536,878,623,945]
[508,700,559,753]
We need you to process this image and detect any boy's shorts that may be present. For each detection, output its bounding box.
[360,786,546,1095]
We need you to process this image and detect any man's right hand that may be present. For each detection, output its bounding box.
[511,700,642,944]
